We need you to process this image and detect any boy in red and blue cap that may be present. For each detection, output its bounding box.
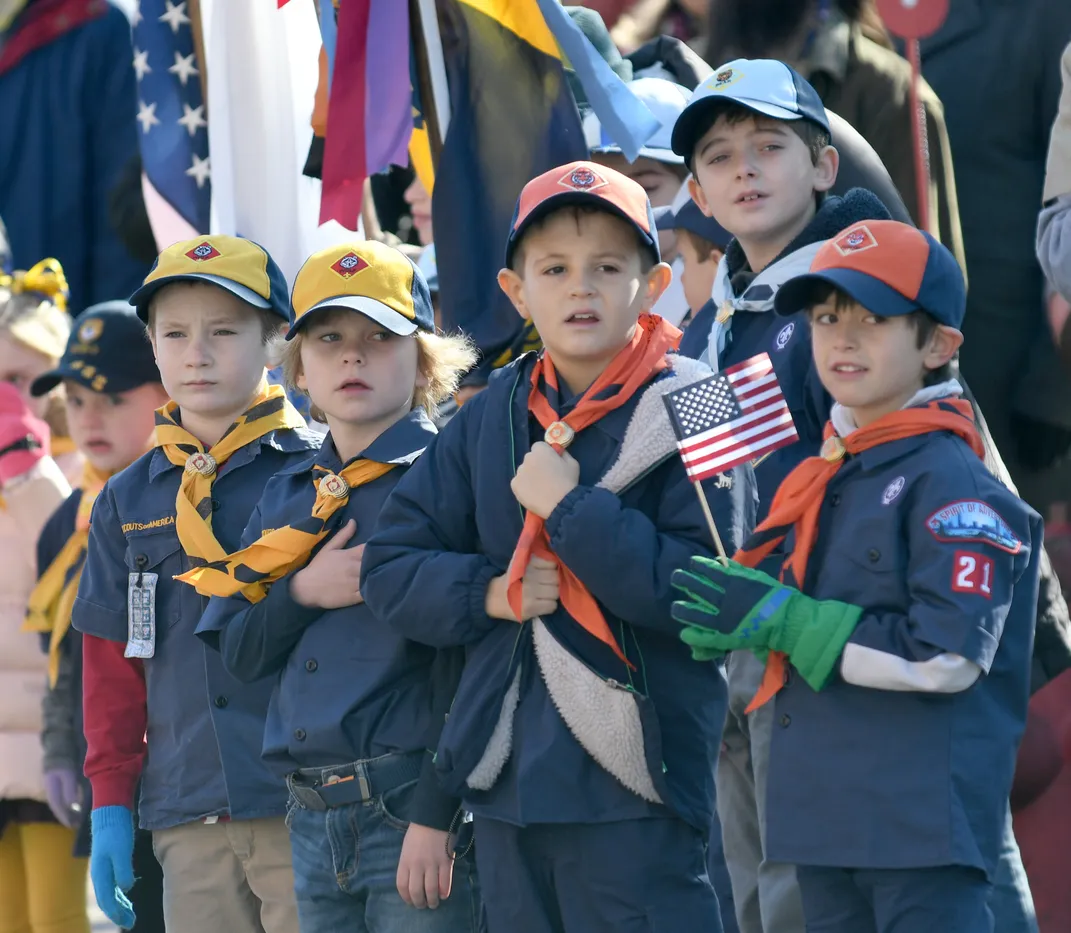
[361,161,757,932]
[671,220,1042,932]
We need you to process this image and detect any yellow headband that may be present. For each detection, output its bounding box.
[0,258,69,313]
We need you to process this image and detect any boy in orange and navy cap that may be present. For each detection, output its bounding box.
[192,241,482,931]
[73,235,320,932]
[672,221,1041,932]
[361,161,757,931]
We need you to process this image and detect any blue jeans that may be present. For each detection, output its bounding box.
[287,779,481,933]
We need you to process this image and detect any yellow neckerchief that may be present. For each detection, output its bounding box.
[154,382,307,568]
[178,458,394,601]
[23,462,111,687]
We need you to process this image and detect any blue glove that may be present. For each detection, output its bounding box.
[90,806,136,929]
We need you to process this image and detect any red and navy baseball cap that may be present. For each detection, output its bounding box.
[774,220,966,328]
[505,161,659,269]
[671,58,830,164]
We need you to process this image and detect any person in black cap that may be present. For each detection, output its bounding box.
[24,302,169,932]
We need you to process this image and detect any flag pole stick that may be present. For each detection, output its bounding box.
[692,482,729,564]
[410,0,451,163]
[906,37,931,232]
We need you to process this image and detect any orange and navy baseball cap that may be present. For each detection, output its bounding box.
[505,160,659,269]
[774,220,966,328]
[287,241,434,339]
[129,235,289,322]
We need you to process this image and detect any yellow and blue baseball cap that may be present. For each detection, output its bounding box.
[31,302,161,397]
[288,241,435,339]
[129,235,289,322]
[671,59,830,163]
[774,221,966,328]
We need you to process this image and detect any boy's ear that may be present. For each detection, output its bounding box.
[497,268,531,321]
[688,176,714,219]
[709,247,725,266]
[813,145,840,194]
[925,325,964,371]
[642,262,673,311]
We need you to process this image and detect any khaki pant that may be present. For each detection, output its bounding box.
[152,817,298,933]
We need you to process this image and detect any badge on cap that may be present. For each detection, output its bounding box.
[711,67,743,90]
[558,166,608,193]
[78,318,103,343]
[186,242,222,262]
[185,451,217,477]
[330,252,370,279]
[318,473,350,499]
[833,225,879,256]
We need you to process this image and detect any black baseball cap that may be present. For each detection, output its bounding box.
[31,302,161,397]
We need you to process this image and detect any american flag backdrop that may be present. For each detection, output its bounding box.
[663,354,798,482]
[132,0,211,234]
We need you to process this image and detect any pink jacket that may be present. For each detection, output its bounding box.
[0,452,82,802]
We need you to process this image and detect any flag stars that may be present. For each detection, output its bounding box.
[130,0,142,26]
[168,51,198,86]
[177,103,207,137]
[133,48,151,80]
[186,154,211,188]
[137,100,160,134]
[159,0,190,33]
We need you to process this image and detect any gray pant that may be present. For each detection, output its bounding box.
[717,651,805,933]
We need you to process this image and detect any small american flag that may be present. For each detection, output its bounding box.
[663,353,798,481]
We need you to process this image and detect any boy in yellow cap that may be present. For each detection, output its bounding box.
[72,236,321,932]
[192,241,481,931]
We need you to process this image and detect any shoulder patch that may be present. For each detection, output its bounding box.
[774,322,795,351]
[926,500,1022,554]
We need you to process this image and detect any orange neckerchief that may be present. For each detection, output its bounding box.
[737,398,985,712]
[507,313,681,664]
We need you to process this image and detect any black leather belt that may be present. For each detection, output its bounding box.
[286,751,423,812]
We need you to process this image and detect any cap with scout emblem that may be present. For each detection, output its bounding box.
[583,77,691,165]
[654,176,731,249]
[506,160,660,269]
[129,235,289,322]
[773,220,966,328]
[31,302,162,397]
[287,240,435,339]
[671,58,830,162]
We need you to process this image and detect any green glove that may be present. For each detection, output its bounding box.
[672,557,863,692]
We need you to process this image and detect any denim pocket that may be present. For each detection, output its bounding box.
[376,778,417,832]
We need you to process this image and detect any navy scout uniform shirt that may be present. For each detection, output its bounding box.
[765,431,1041,878]
[73,425,321,831]
[195,410,441,775]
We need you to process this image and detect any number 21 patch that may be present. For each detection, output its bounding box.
[952,551,994,599]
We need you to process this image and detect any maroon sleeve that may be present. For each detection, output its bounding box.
[82,634,147,809]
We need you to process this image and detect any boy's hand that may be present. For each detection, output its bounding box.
[510,442,580,519]
[485,556,559,621]
[290,520,365,609]
[396,823,455,909]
